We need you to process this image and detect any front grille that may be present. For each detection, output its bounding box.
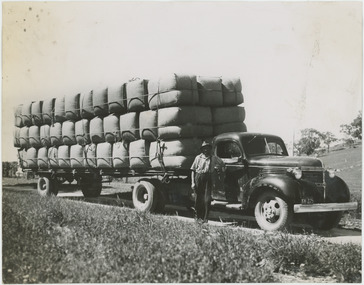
[260,168,287,176]
[302,171,324,184]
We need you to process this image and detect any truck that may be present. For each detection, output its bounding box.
[26,131,358,231]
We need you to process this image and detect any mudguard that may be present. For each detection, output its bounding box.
[246,175,302,207]
[324,172,350,203]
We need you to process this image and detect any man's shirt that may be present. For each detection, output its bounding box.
[190,153,225,174]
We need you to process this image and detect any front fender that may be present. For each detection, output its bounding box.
[248,175,301,205]
[325,172,350,203]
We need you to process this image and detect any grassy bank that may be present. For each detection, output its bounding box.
[2,190,361,283]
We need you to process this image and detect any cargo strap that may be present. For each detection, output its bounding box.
[155,138,170,183]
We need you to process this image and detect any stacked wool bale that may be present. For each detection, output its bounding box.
[13,74,246,172]
[147,74,207,170]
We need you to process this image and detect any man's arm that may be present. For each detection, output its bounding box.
[191,171,196,190]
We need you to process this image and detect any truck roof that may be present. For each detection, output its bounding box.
[213,132,283,143]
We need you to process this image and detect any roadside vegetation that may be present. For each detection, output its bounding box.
[3,190,361,283]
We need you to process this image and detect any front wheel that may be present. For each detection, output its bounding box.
[132,181,159,212]
[37,177,58,197]
[254,191,292,231]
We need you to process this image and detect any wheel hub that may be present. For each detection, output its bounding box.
[143,193,149,201]
[263,200,280,221]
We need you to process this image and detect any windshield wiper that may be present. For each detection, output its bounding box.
[247,135,257,145]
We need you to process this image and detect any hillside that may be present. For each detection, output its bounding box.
[319,145,362,195]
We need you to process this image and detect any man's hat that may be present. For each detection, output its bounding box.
[200,141,212,149]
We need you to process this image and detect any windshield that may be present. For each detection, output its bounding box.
[241,135,288,157]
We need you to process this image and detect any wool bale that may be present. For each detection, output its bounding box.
[54,96,66,123]
[93,88,108,117]
[108,84,127,114]
[120,112,140,142]
[48,147,59,168]
[84,144,97,168]
[113,142,129,168]
[70,145,85,168]
[65,93,81,121]
[19,126,30,149]
[37,147,49,169]
[97,142,113,168]
[14,104,23,127]
[157,106,212,139]
[14,127,21,148]
[139,110,158,141]
[213,122,247,136]
[29,126,42,148]
[150,138,202,170]
[129,139,150,170]
[26,147,38,169]
[31,101,43,126]
[50,122,63,146]
[90,117,105,143]
[222,77,244,106]
[211,106,246,124]
[42,98,55,125]
[58,145,71,168]
[148,74,199,110]
[80,91,94,119]
[21,102,33,127]
[18,149,28,168]
[40,125,51,147]
[197,76,223,107]
[104,114,121,143]
[75,119,91,145]
[126,79,148,112]
[62,120,76,145]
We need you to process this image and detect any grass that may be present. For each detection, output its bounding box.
[2,189,361,283]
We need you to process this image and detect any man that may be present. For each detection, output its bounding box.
[190,141,225,223]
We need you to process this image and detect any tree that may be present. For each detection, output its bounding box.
[340,111,362,144]
[319,131,337,153]
[294,128,322,156]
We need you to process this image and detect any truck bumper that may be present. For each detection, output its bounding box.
[293,202,358,213]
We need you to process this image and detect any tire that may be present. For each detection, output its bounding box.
[80,176,102,198]
[306,212,343,230]
[132,181,159,212]
[37,177,58,197]
[254,190,292,231]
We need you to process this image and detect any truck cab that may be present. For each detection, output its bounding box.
[211,132,357,230]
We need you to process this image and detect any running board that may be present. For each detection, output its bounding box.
[225,204,242,210]
[211,201,229,206]
[211,201,242,210]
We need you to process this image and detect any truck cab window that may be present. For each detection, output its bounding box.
[216,141,242,161]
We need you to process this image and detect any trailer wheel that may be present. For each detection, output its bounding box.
[306,212,343,230]
[132,181,158,212]
[37,177,58,197]
[80,177,102,198]
[254,190,292,231]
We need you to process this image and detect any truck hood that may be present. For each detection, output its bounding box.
[248,155,323,168]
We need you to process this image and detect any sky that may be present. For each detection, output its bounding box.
[2,1,362,161]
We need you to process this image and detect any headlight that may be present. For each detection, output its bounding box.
[328,168,336,178]
[288,167,302,179]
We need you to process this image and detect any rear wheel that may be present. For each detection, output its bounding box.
[37,177,58,197]
[254,190,292,231]
[132,180,159,212]
[79,176,102,198]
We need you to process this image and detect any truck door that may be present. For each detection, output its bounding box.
[213,140,246,202]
